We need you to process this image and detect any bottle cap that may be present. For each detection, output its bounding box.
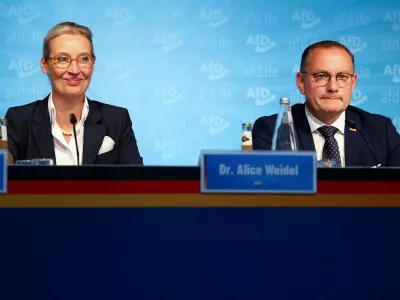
[279,97,290,104]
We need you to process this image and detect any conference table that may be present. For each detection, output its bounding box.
[1,166,400,300]
[3,166,400,206]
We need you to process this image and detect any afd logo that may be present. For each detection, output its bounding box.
[246,35,276,53]
[197,88,233,103]
[339,36,367,53]
[154,140,183,160]
[335,12,370,28]
[199,62,229,81]
[292,10,321,29]
[106,62,135,79]
[380,38,400,52]
[351,89,368,106]
[153,33,183,52]
[157,118,186,132]
[392,117,400,132]
[8,58,39,78]
[381,90,400,104]
[246,87,277,106]
[105,7,135,26]
[292,64,300,74]
[200,8,229,28]
[202,140,231,150]
[289,90,305,104]
[355,65,371,78]
[384,12,400,31]
[8,5,38,24]
[383,64,400,83]
[289,35,318,50]
[200,115,230,134]
[154,87,183,105]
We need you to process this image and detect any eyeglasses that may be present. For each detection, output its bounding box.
[301,72,355,88]
[45,54,95,69]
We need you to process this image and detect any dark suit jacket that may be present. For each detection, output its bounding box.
[252,103,400,167]
[5,95,143,165]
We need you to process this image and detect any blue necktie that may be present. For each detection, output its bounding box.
[318,125,341,167]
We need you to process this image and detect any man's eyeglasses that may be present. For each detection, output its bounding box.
[301,72,355,87]
[45,54,95,69]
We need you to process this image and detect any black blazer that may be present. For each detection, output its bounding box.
[252,103,400,167]
[5,95,143,165]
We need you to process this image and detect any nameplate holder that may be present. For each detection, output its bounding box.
[200,150,317,194]
[0,150,7,194]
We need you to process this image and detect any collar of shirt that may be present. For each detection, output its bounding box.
[48,92,89,131]
[305,105,346,135]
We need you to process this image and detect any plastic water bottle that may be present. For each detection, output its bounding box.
[271,98,299,151]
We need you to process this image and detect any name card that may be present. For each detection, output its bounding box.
[0,150,7,193]
[200,151,316,194]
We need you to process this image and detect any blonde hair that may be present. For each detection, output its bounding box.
[43,21,95,58]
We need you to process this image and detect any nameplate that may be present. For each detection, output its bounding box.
[0,150,7,194]
[200,151,317,194]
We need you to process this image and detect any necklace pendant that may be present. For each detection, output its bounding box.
[61,130,73,136]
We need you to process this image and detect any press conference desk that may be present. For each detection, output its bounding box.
[2,166,400,206]
[1,167,400,300]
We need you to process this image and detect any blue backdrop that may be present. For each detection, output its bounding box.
[1,0,400,165]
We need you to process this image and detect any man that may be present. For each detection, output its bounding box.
[252,40,400,167]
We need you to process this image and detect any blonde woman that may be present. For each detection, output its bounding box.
[6,22,143,165]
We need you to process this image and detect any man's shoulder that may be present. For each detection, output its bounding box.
[347,105,390,124]
[253,113,277,131]
[346,105,393,139]
[253,103,304,128]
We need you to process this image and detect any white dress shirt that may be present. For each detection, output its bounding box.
[48,93,89,165]
[305,106,346,166]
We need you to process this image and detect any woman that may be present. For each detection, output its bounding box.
[5,22,143,165]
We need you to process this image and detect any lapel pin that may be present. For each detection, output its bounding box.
[350,128,356,132]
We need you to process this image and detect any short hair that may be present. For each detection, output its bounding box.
[43,21,95,59]
[300,40,354,72]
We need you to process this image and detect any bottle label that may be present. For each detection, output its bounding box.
[0,126,7,141]
[242,131,252,146]
[287,111,294,124]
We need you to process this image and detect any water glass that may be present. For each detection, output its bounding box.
[15,158,54,165]
[317,159,341,168]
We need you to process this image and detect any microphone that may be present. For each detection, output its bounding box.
[345,119,381,167]
[70,113,80,166]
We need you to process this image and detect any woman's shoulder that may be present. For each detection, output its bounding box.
[6,99,46,119]
[88,99,129,115]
